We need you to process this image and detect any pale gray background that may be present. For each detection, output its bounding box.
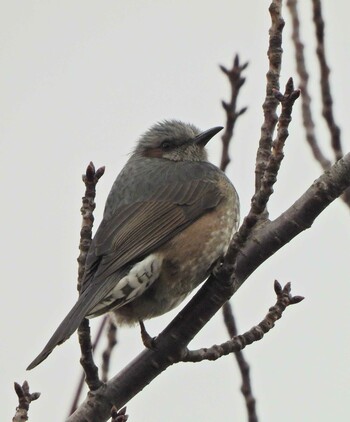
[2,1,349,421]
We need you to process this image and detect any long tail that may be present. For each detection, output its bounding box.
[27,276,119,370]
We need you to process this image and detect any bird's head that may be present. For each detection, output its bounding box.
[134,120,223,162]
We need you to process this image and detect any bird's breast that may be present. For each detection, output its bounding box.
[113,179,239,325]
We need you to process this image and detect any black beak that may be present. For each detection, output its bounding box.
[194,126,223,147]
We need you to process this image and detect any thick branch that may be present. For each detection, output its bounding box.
[67,152,350,422]
[234,152,350,290]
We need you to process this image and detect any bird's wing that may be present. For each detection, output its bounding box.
[87,179,222,284]
[27,179,222,370]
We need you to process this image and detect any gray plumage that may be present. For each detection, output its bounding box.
[27,120,239,370]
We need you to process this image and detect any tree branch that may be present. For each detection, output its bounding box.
[222,78,300,276]
[182,281,303,362]
[312,0,342,161]
[12,381,40,422]
[77,163,105,392]
[67,152,350,422]
[110,406,128,422]
[287,0,350,208]
[70,316,109,415]
[287,0,331,170]
[311,0,350,207]
[101,319,118,383]
[222,301,258,422]
[219,52,255,422]
[77,162,105,292]
[255,0,284,194]
[219,54,248,172]
[221,4,293,286]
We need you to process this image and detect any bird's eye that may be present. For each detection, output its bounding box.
[161,140,172,150]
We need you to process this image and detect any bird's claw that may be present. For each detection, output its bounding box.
[139,320,157,349]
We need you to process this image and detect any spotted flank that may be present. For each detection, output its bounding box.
[87,254,163,317]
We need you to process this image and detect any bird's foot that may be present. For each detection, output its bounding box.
[211,256,226,278]
[139,320,157,349]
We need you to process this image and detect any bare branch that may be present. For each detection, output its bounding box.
[312,0,342,161]
[12,381,40,422]
[288,0,350,208]
[67,152,350,422]
[222,302,258,422]
[310,0,350,206]
[71,162,109,411]
[110,406,128,422]
[232,153,350,292]
[182,282,303,362]
[219,53,255,422]
[70,316,109,415]
[255,0,285,193]
[220,54,248,172]
[287,0,331,170]
[78,319,102,391]
[221,1,290,281]
[76,162,105,393]
[102,319,118,383]
[222,78,300,275]
[267,78,300,182]
[77,162,105,292]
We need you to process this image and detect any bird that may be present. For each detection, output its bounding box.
[27,120,240,370]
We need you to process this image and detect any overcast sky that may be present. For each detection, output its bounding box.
[2,1,350,421]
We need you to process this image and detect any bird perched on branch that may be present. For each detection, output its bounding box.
[27,120,239,370]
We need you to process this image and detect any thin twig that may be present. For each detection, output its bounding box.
[219,54,248,172]
[288,0,350,208]
[223,302,258,422]
[110,405,129,422]
[76,162,105,392]
[77,162,105,292]
[219,53,255,421]
[221,78,300,277]
[102,319,118,383]
[78,319,102,391]
[69,316,109,415]
[287,0,331,170]
[70,163,107,413]
[12,381,40,422]
[182,281,303,363]
[255,0,284,194]
[312,0,342,161]
[218,9,296,419]
[265,78,300,185]
[219,0,286,282]
[310,0,350,206]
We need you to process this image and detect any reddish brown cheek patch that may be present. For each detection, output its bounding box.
[142,148,164,158]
